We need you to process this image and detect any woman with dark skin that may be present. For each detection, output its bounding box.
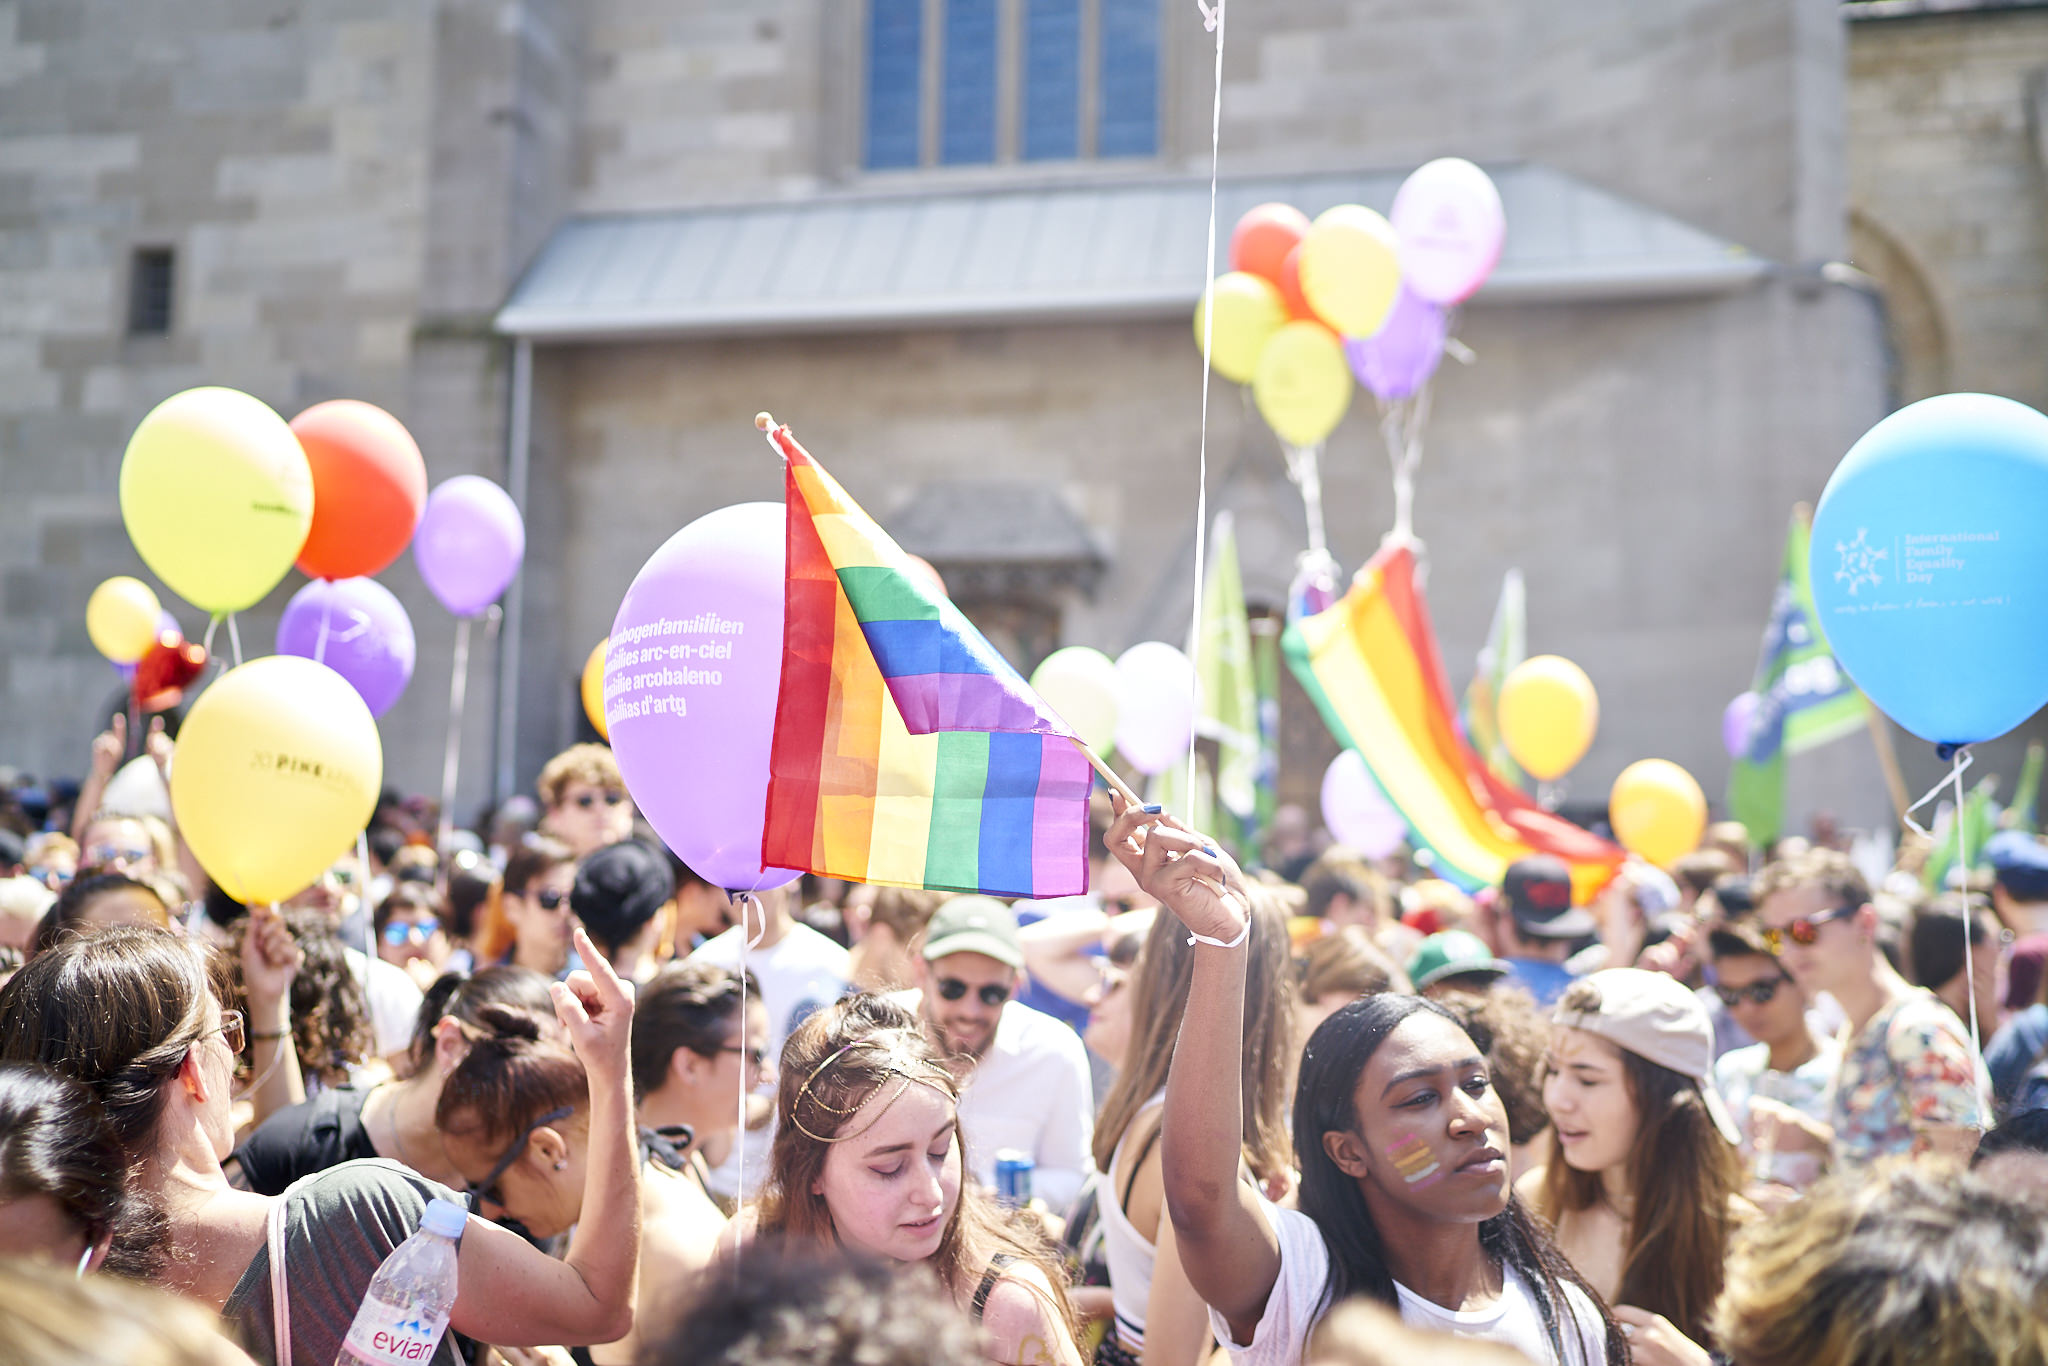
[1102,794,1619,1366]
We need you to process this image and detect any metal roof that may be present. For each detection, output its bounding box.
[495,163,1770,342]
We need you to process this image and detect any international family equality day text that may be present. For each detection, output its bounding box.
[604,612,746,722]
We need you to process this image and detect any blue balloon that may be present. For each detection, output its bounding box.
[1810,393,2048,746]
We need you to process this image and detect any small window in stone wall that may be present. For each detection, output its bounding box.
[863,0,1161,170]
[127,247,174,335]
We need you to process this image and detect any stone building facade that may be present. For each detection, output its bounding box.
[2,1,1921,837]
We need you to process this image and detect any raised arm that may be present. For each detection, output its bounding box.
[1101,793,1280,1343]
[452,928,642,1346]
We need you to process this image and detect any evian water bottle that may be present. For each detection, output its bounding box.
[334,1198,466,1366]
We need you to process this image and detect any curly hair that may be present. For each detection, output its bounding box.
[231,909,373,1088]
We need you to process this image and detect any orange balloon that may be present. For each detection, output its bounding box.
[290,400,429,580]
[1277,243,1316,321]
[1230,203,1312,287]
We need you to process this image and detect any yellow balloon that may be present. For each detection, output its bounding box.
[170,655,382,904]
[1610,759,1708,868]
[86,576,162,664]
[120,387,314,615]
[583,638,610,740]
[1030,646,1119,753]
[1253,321,1353,448]
[1497,655,1599,782]
[1194,272,1287,384]
[1298,205,1402,337]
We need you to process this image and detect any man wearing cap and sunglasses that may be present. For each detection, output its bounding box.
[901,894,1095,1212]
[1754,848,1989,1166]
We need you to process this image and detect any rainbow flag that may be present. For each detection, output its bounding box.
[1284,544,1622,902]
[761,423,1090,898]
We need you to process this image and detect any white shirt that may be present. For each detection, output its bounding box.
[1210,1202,1606,1366]
[949,996,1096,1212]
[689,921,852,1201]
[342,946,424,1061]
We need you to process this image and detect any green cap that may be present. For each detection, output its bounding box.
[922,895,1024,970]
[1405,930,1509,992]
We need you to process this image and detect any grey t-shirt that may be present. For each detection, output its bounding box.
[224,1158,464,1366]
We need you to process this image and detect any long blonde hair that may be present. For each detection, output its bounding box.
[758,994,1076,1333]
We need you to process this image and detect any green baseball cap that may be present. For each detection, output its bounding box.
[922,894,1024,970]
[1406,930,1509,992]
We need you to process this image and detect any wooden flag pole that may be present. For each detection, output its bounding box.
[1076,738,1145,808]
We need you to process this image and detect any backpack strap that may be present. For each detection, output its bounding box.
[267,1194,294,1366]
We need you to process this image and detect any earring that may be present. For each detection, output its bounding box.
[553,1161,567,1171]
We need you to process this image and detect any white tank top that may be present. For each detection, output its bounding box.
[1098,1093,1166,1351]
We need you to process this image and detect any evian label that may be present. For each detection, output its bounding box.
[342,1296,448,1366]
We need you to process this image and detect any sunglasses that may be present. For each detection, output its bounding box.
[536,889,567,910]
[937,978,1012,1009]
[1761,905,1856,954]
[1715,976,1791,1008]
[717,1042,769,1069]
[383,917,441,947]
[201,1009,246,1055]
[467,1105,574,1213]
[572,791,627,810]
[86,844,151,866]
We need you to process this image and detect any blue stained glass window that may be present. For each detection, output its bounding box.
[941,0,998,165]
[1097,0,1158,158]
[1021,0,1080,161]
[865,0,924,168]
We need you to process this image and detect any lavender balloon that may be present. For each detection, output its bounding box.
[276,576,416,718]
[1722,691,1762,760]
[1345,287,1449,401]
[607,501,801,892]
[414,476,525,617]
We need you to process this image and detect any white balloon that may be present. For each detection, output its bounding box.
[100,754,171,823]
[1320,749,1408,858]
[1113,641,1197,776]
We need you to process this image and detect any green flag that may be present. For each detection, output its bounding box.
[1462,568,1526,789]
[1193,512,1260,830]
[1923,777,1999,893]
[1728,510,1870,845]
[2005,741,2044,836]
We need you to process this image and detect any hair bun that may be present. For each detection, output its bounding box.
[476,1002,545,1043]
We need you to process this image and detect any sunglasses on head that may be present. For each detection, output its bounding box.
[1715,976,1790,1008]
[383,916,441,947]
[573,791,627,810]
[1761,904,1855,954]
[467,1105,574,1213]
[937,978,1011,1008]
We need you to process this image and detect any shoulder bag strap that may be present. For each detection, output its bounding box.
[267,1194,294,1366]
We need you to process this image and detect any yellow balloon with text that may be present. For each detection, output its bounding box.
[170,655,382,905]
[1497,655,1599,782]
[1253,320,1353,448]
[583,638,610,740]
[1194,272,1288,384]
[1609,759,1709,868]
[86,575,163,664]
[119,387,313,615]
[1297,204,1403,338]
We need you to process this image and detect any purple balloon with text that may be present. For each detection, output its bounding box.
[607,501,802,893]
[1345,287,1449,401]
[413,476,525,618]
[276,576,416,719]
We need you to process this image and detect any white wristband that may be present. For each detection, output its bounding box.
[1186,920,1251,950]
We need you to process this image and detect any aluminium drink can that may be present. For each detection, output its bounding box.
[994,1149,1034,1206]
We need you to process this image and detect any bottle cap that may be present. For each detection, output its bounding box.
[421,1198,469,1239]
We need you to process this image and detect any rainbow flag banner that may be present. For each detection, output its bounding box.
[1285,544,1623,902]
[761,422,1090,898]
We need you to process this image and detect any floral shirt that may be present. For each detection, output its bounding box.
[1713,1039,1840,1189]
[1829,990,1989,1167]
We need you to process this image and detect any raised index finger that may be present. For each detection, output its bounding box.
[571,926,630,1004]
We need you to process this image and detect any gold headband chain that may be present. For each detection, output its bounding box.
[788,1034,957,1145]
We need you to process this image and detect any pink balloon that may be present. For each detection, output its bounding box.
[606,502,802,892]
[1390,158,1506,306]
[1320,749,1408,859]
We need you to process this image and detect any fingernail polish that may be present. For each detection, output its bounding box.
[1203,844,1218,857]
[1142,804,1163,814]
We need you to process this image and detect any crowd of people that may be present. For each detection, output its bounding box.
[2,717,2047,1366]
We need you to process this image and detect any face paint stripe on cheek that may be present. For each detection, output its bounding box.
[1387,1134,1445,1189]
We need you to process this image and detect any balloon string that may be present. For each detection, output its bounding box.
[314,594,333,667]
[201,615,221,657]
[438,616,473,858]
[1283,444,1328,557]
[1186,0,1225,806]
[1900,746,1987,1128]
[226,613,244,668]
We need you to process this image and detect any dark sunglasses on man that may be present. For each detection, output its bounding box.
[1761,904,1855,955]
[937,978,1012,1009]
[1714,976,1791,1008]
[572,790,627,811]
